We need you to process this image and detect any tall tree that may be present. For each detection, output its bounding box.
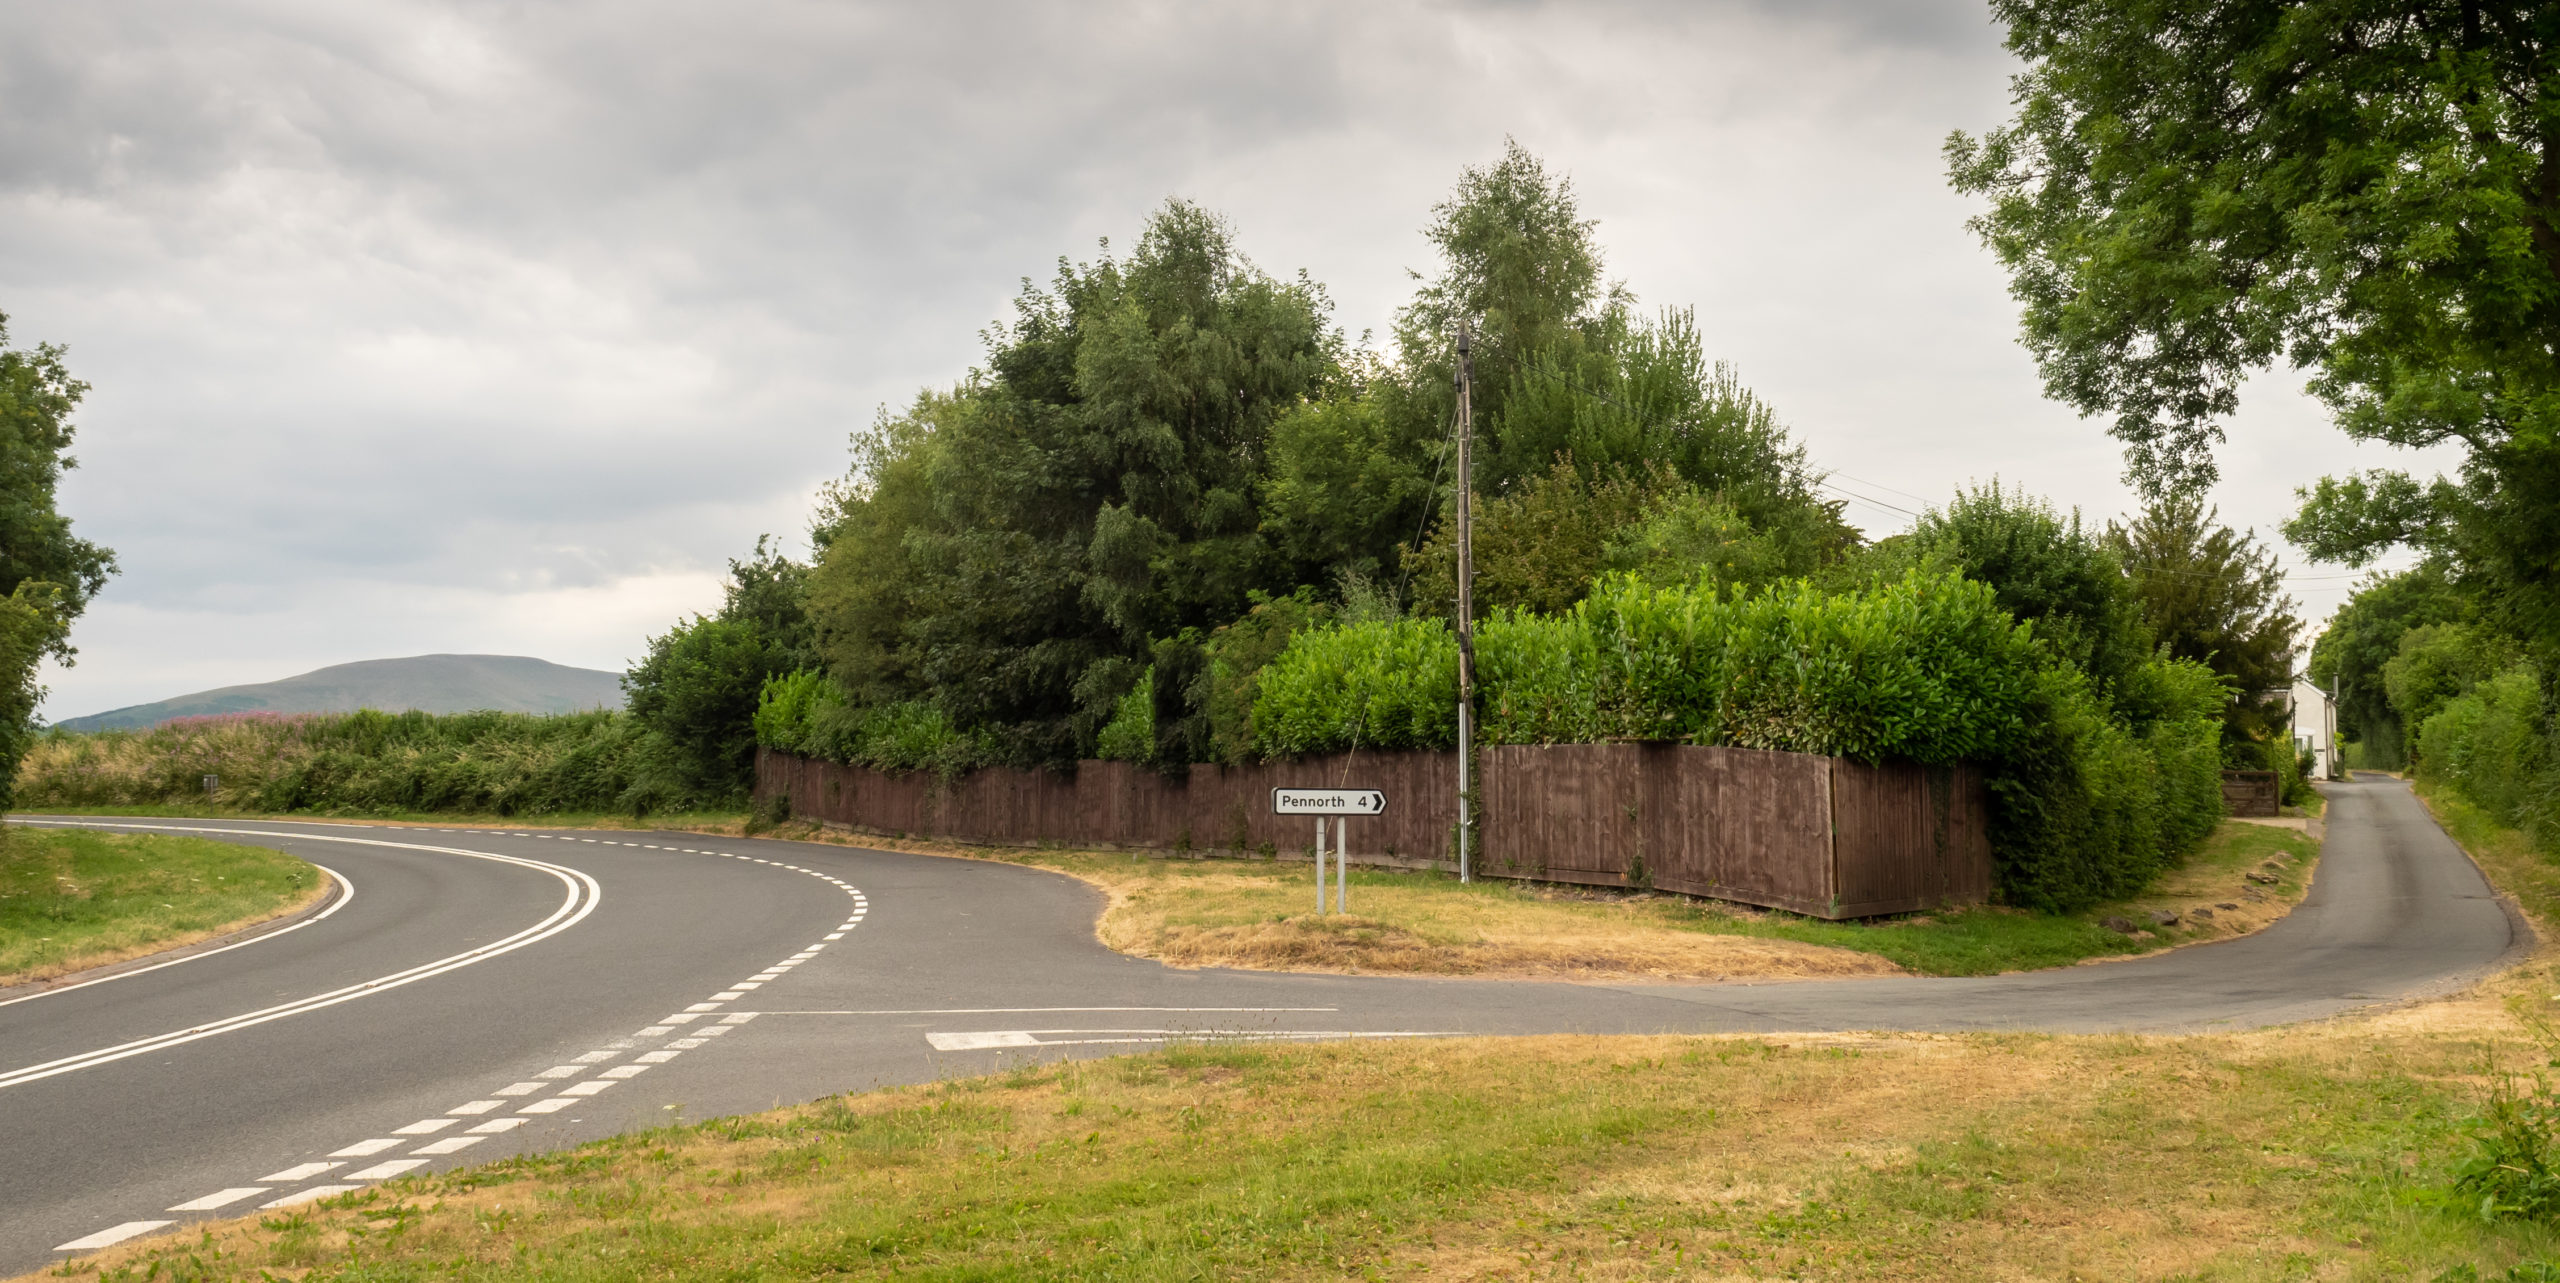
[2306,562,2471,763]
[1947,2,2560,657]
[807,202,1341,763]
[0,312,115,803]
[2110,495,2301,741]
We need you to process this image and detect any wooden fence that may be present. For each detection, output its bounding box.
[757,744,1992,919]
[2221,770,2281,818]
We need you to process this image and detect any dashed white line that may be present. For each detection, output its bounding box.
[55,1220,172,1251]
[390,1118,457,1135]
[519,1098,575,1114]
[262,1185,359,1209]
[345,1159,429,1180]
[412,1136,484,1154]
[330,1138,401,1157]
[167,1188,266,1211]
[259,1162,339,1182]
[465,1117,529,1134]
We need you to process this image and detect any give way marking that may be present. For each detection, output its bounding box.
[926,1029,1454,1051]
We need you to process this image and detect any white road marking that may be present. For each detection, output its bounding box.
[824,933,844,940]
[167,1188,266,1211]
[662,1013,702,1024]
[667,1038,706,1049]
[719,1012,758,1025]
[572,1050,618,1063]
[54,1220,173,1251]
[930,1031,1038,1050]
[519,1097,576,1113]
[259,1162,340,1182]
[684,1002,723,1012]
[599,1065,650,1079]
[391,1118,458,1135]
[560,1080,614,1096]
[345,1159,429,1180]
[772,1006,1338,1016]
[261,1185,359,1209]
[493,1082,547,1096]
[0,861,355,1011]
[537,1065,584,1078]
[636,1026,673,1036]
[0,828,603,1092]
[411,1136,483,1154]
[730,981,762,990]
[449,1100,505,1115]
[927,1029,1453,1051]
[710,991,746,1000]
[636,1050,681,1063]
[329,1139,401,1157]
[466,1117,530,1134]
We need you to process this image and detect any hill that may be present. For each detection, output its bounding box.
[53,654,627,731]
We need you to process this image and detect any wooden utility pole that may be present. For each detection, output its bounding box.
[1454,320,1476,883]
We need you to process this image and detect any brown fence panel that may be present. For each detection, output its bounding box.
[1647,745,1833,915]
[1479,744,1639,886]
[1828,760,1994,917]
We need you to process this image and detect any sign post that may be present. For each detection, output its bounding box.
[1273,788,1387,915]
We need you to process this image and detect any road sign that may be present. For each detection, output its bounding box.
[1271,787,1386,816]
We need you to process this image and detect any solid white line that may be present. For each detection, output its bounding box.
[54,1220,172,1251]
[261,1185,359,1209]
[167,1188,266,1211]
[0,860,355,1010]
[259,1162,339,1182]
[0,825,603,1092]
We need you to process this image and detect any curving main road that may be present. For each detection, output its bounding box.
[0,775,2523,1271]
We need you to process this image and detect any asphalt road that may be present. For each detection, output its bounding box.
[0,774,2523,1270]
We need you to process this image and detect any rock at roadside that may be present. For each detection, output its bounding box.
[2148,909,2181,927]
[2216,902,2240,910]
[2101,915,2140,935]
[2246,872,2279,885]
[2189,907,2215,921]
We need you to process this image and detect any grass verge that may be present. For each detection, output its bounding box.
[42,1020,2560,1282]
[0,825,323,986]
[749,816,2318,980]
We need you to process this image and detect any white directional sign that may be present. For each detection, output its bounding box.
[1272,787,1386,816]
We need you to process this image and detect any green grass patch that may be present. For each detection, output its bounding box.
[59,1030,2560,1281]
[0,825,322,985]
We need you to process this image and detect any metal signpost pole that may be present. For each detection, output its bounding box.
[1454,320,1476,884]
[1315,816,1329,914]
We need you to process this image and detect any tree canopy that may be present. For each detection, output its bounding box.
[1949,0,2560,659]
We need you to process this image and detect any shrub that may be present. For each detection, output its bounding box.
[754,671,978,776]
[1254,570,2040,765]
[2416,661,2553,840]
[16,709,666,816]
[1250,617,1460,756]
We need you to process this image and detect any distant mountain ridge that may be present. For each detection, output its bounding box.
[54,654,628,732]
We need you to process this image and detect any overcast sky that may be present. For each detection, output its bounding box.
[3,0,2459,720]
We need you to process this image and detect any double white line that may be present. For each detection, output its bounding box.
[0,824,602,1092]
